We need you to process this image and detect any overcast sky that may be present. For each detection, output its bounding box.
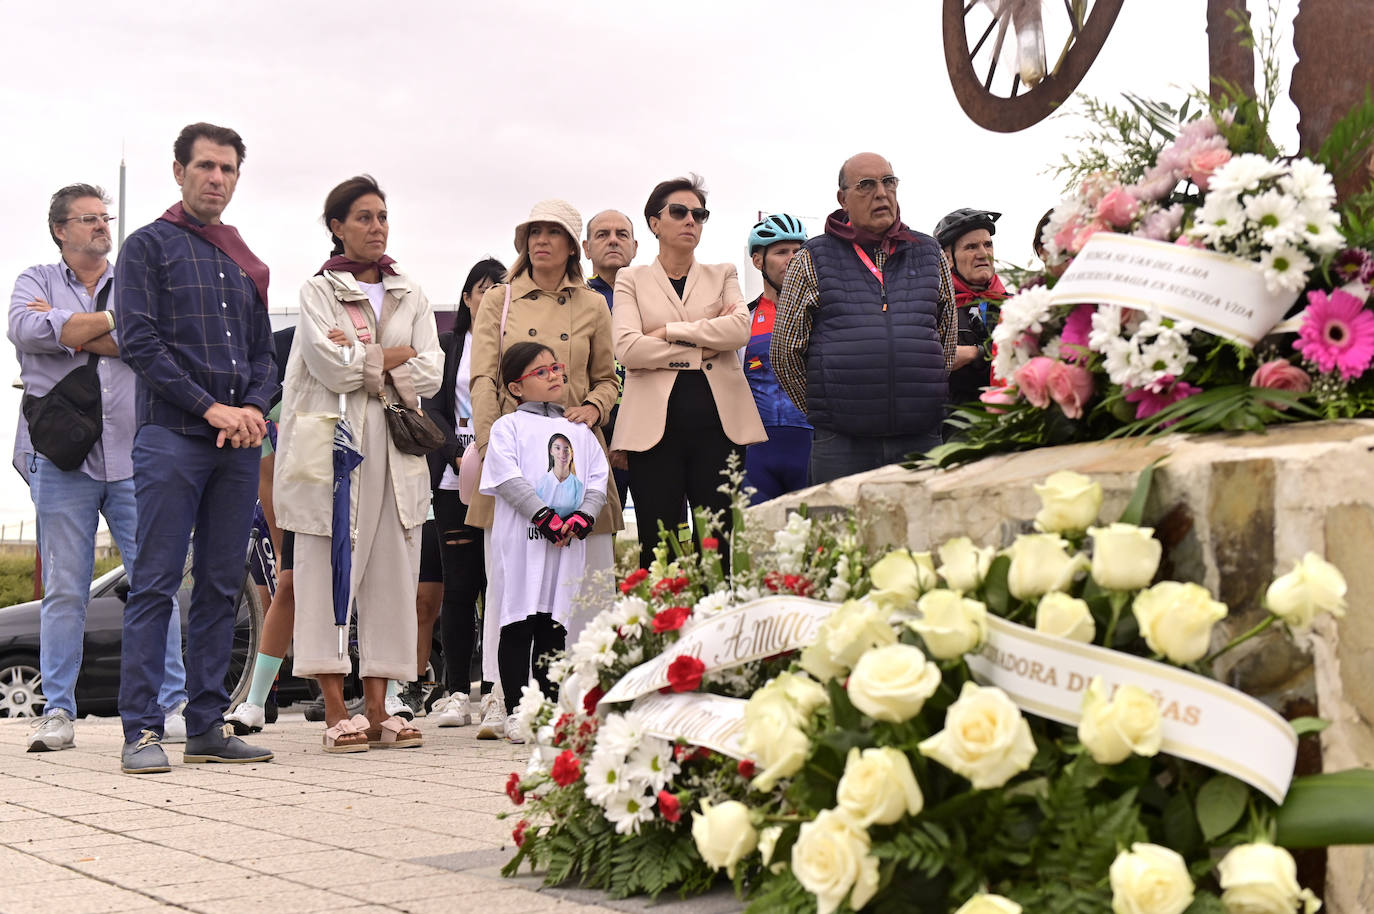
[0,0,1299,525]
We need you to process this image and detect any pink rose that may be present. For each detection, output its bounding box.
[1186,147,1232,191]
[1046,361,1095,419]
[979,384,1019,414]
[1070,220,1108,254]
[1096,187,1139,228]
[1013,357,1055,409]
[1251,359,1311,394]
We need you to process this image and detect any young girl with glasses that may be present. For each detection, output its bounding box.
[479,341,609,742]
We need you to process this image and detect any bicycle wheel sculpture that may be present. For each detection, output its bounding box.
[943,0,1125,132]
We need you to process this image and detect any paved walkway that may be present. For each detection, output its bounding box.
[0,707,651,914]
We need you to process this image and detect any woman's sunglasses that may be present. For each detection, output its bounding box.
[514,362,567,383]
[660,203,710,223]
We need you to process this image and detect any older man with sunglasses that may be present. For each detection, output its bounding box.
[771,152,957,484]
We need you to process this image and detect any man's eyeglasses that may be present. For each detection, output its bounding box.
[846,176,900,195]
[514,362,567,383]
[660,203,710,223]
[60,214,116,225]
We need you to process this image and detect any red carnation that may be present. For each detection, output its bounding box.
[666,654,706,692]
[652,606,692,633]
[673,576,691,593]
[582,685,605,715]
[657,790,682,823]
[738,759,756,778]
[620,568,649,594]
[692,747,712,762]
[512,819,529,847]
[551,750,582,787]
[701,536,719,551]
[505,772,525,806]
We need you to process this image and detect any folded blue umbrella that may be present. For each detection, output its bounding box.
[331,405,364,659]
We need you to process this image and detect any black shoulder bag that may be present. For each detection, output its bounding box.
[22,282,110,471]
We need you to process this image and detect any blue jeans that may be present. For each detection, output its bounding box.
[745,425,813,505]
[29,456,186,717]
[118,426,258,743]
[808,428,943,487]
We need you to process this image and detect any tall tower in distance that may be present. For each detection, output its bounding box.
[117,147,127,249]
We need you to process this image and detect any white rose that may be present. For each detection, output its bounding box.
[1217,843,1321,914]
[770,671,830,719]
[918,682,1037,789]
[1266,552,1348,630]
[1006,533,1085,601]
[1035,591,1096,643]
[1132,582,1228,665]
[954,894,1024,914]
[847,644,943,722]
[742,693,812,791]
[938,536,996,592]
[791,809,880,914]
[691,799,758,878]
[1109,843,1194,914]
[908,589,989,659]
[1089,523,1163,591]
[1033,470,1103,533]
[836,746,924,827]
[868,549,938,611]
[757,824,784,867]
[1078,678,1163,765]
[800,600,897,682]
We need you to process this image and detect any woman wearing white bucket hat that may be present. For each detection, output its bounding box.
[467,199,621,740]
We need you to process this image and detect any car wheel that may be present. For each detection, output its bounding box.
[0,654,46,718]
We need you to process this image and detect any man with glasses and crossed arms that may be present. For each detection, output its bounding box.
[8,184,189,751]
[771,152,958,484]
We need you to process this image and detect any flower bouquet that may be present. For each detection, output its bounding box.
[501,470,1374,912]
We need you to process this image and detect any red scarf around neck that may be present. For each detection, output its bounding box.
[159,202,270,308]
[316,255,399,278]
[951,271,1009,308]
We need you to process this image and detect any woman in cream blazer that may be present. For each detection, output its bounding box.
[612,175,765,569]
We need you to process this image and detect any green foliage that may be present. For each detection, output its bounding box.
[1195,776,1249,841]
[0,551,122,607]
[1288,716,1330,737]
[1106,386,1319,439]
[1276,768,1374,847]
[1051,93,1189,189]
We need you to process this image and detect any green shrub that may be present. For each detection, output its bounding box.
[0,552,123,607]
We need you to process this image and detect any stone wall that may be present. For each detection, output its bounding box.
[749,419,1374,911]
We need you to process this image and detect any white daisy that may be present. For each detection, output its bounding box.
[1259,244,1315,294]
[595,712,644,760]
[692,589,735,623]
[732,584,764,604]
[1190,192,1246,244]
[603,789,657,835]
[1280,158,1337,204]
[1087,304,1125,352]
[614,595,650,639]
[1243,189,1303,247]
[626,736,680,792]
[1208,153,1284,196]
[584,745,630,807]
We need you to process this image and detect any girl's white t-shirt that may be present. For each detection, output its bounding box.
[438,331,475,491]
[479,409,609,629]
[358,280,386,320]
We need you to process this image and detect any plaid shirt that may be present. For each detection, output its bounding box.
[116,218,276,438]
[771,245,958,414]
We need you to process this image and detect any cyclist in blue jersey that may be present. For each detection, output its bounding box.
[742,215,811,504]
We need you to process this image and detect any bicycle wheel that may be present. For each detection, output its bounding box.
[223,548,265,708]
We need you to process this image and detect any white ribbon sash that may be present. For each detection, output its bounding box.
[631,692,748,759]
[1051,234,1299,347]
[966,615,1298,802]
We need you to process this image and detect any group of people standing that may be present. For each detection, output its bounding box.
[12,121,1011,767]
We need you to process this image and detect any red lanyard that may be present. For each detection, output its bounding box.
[852,243,888,311]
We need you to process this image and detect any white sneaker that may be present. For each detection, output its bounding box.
[26,709,74,752]
[163,702,187,744]
[429,694,471,727]
[475,693,504,740]
[225,701,265,735]
[385,692,414,721]
[504,714,525,745]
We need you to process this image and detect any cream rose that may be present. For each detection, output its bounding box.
[836,746,924,827]
[1006,533,1085,601]
[800,600,897,682]
[742,692,812,791]
[954,894,1023,914]
[791,809,880,914]
[847,644,943,722]
[1132,582,1228,665]
[1109,843,1194,914]
[757,824,785,873]
[938,536,996,592]
[1035,591,1096,643]
[868,549,938,611]
[908,589,989,660]
[1266,552,1348,630]
[1078,678,1163,765]
[1217,843,1321,914]
[769,671,830,720]
[1089,523,1163,591]
[691,799,758,877]
[918,682,1037,789]
[1033,470,1103,533]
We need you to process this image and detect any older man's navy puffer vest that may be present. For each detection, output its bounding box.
[804,233,948,437]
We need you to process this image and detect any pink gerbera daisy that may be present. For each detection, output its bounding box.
[1294,289,1374,380]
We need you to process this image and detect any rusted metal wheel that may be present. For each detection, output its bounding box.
[944,0,1126,132]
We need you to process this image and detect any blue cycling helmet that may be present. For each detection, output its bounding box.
[749,213,807,254]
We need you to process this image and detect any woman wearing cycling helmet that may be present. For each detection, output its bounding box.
[934,208,1008,426]
[742,214,812,504]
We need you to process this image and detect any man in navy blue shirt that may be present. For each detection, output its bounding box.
[115,122,276,774]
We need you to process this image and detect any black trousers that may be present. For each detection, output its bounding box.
[498,613,564,714]
[627,371,742,570]
[433,488,489,697]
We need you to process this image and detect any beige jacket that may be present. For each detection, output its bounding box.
[273,269,443,537]
[611,259,766,452]
[467,270,623,532]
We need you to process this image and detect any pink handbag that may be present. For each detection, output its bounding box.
[458,283,512,505]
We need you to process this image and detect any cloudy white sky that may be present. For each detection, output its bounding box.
[1,0,1299,526]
